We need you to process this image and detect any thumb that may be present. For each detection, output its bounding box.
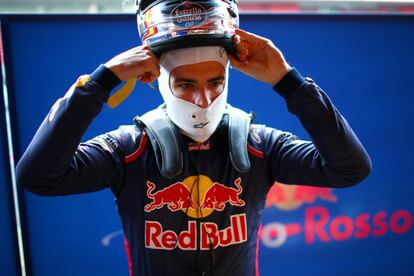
[138,72,158,83]
[228,54,249,73]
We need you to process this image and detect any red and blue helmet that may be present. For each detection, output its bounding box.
[135,0,239,56]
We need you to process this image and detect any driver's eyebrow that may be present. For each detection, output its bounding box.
[208,76,225,82]
[173,76,225,84]
[174,78,196,83]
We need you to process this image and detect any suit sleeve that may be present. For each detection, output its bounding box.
[16,65,126,196]
[264,69,372,188]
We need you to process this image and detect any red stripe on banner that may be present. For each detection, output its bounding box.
[124,237,133,276]
[247,145,264,159]
[124,133,148,164]
[286,223,302,237]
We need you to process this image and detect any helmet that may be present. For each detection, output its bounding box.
[135,0,239,56]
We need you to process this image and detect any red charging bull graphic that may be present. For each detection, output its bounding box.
[144,175,247,250]
[201,178,245,211]
[144,181,195,212]
[261,182,413,248]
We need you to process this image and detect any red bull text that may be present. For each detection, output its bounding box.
[144,176,247,250]
[145,214,247,250]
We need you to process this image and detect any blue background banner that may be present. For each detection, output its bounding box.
[1,14,413,275]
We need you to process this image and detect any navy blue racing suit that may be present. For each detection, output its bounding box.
[16,65,371,276]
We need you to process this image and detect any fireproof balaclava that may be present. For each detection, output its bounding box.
[158,46,229,143]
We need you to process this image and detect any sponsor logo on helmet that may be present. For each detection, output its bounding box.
[171,1,207,28]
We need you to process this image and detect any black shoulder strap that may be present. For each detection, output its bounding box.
[134,104,183,179]
[226,105,254,173]
[134,104,253,179]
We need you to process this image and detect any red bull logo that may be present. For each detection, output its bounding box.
[144,175,245,218]
[145,214,247,250]
[265,183,337,211]
[201,177,245,211]
[144,181,195,212]
[261,182,413,248]
[144,175,247,250]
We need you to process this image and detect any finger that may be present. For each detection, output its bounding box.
[142,44,159,59]
[129,45,146,55]
[146,49,158,60]
[150,65,161,79]
[139,72,158,83]
[235,28,261,41]
[235,52,248,62]
[232,34,240,44]
[228,54,248,71]
[148,74,159,83]
[141,61,160,80]
[147,55,160,73]
[236,41,249,57]
[149,71,159,82]
[139,76,152,83]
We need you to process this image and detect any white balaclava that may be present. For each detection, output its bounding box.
[158,46,229,143]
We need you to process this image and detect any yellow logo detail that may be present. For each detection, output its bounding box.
[265,183,337,211]
[75,75,91,87]
[182,175,214,219]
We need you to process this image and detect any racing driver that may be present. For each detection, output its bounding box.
[16,0,371,275]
